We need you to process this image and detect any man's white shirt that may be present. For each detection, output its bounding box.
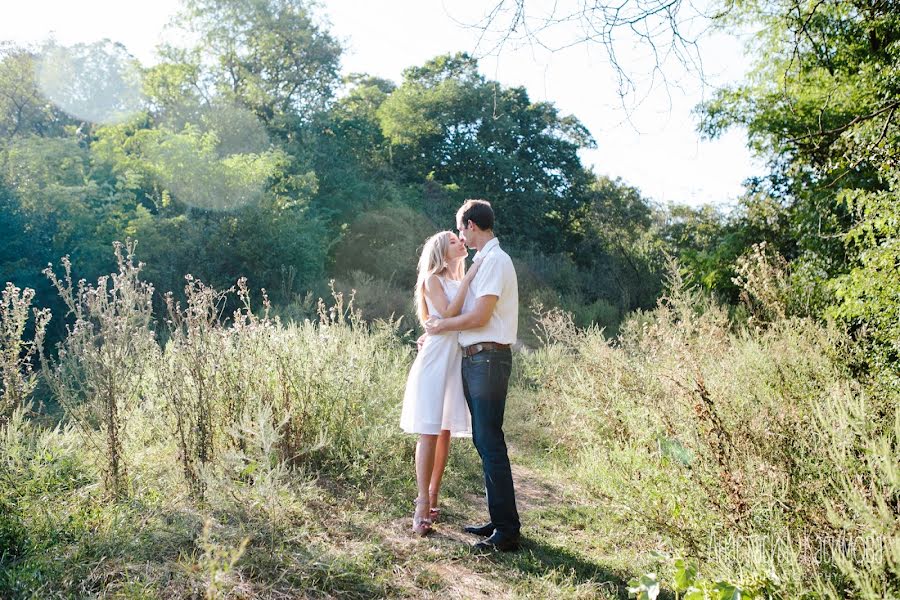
[459,237,518,346]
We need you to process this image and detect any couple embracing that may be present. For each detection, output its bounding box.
[399,199,521,552]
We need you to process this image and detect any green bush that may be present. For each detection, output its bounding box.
[330,203,437,287]
[331,270,417,331]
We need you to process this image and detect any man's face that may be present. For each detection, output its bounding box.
[457,220,476,249]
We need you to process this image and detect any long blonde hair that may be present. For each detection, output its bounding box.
[415,231,464,326]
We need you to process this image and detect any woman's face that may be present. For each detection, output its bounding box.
[446,232,468,260]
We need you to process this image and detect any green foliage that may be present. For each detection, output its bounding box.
[829,189,900,372]
[699,0,900,367]
[1,136,106,262]
[332,74,395,172]
[0,407,94,592]
[305,75,397,222]
[377,52,595,251]
[576,175,664,312]
[171,0,342,128]
[331,203,437,286]
[627,572,660,600]
[0,134,139,337]
[517,268,898,598]
[631,555,770,600]
[137,123,286,211]
[86,108,329,304]
[35,40,145,126]
[0,44,72,138]
[1,2,670,336]
[659,203,737,294]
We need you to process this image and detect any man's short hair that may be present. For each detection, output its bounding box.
[457,199,494,231]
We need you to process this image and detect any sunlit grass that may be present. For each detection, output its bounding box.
[1,251,897,598]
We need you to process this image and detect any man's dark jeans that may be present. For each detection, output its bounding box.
[461,347,520,537]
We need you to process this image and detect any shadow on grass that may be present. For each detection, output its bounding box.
[510,537,631,598]
[475,537,677,600]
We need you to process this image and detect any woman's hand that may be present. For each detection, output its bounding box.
[424,316,444,335]
[465,257,482,280]
[430,257,484,323]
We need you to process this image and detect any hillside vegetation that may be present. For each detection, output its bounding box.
[1,0,898,596]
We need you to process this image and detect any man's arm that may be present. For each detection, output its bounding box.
[425,295,497,334]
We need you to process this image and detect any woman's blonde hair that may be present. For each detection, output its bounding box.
[415,231,464,326]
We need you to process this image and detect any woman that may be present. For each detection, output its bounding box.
[400,231,480,536]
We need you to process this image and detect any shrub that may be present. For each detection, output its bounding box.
[39,241,157,497]
[517,264,896,597]
[0,283,49,423]
[330,203,437,287]
[331,270,417,331]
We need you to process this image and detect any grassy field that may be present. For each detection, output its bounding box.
[0,398,658,599]
[1,252,897,598]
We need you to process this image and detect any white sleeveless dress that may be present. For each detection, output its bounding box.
[400,277,472,437]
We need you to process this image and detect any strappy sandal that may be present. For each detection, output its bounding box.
[412,498,433,536]
[428,492,441,522]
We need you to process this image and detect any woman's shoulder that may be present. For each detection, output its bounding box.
[424,274,445,292]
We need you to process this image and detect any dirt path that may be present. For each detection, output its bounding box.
[378,460,613,599]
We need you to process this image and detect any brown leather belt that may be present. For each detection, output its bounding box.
[462,342,510,357]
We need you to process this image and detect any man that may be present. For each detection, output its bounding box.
[425,199,521,552]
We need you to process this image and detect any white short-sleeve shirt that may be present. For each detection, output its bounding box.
[459,237,518,346]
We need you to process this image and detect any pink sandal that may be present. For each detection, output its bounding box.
[428,492,441,522]
[412,498,433,536]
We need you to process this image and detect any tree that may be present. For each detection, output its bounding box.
[298,75,398,224]
[699,0,899,360]
[564,175,663,312]
[328,75,395,175]
[465,0,710,98]
[169,0,342,131]
[1,136,109,269]
[0,44,72,139]
[90,114,326,302]
[830,189,900,371]
[377,53,595,251]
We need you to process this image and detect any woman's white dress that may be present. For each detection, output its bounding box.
[400,277,472,437]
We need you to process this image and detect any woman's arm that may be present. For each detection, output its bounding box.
[423,275,451,318]
[423,261,481,319]
[441,261,481,318]
[426,294,496,334]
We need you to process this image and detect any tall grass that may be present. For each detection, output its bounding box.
[515,259,899,598]
[1,244,420,597]
[38,241,157,497]
[2,242,896,597]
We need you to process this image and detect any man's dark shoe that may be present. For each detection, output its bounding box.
[472,532,521,553]
[463,523,495,537]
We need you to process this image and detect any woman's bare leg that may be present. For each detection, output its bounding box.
[429,429,452,510]
[415,434,439,520]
